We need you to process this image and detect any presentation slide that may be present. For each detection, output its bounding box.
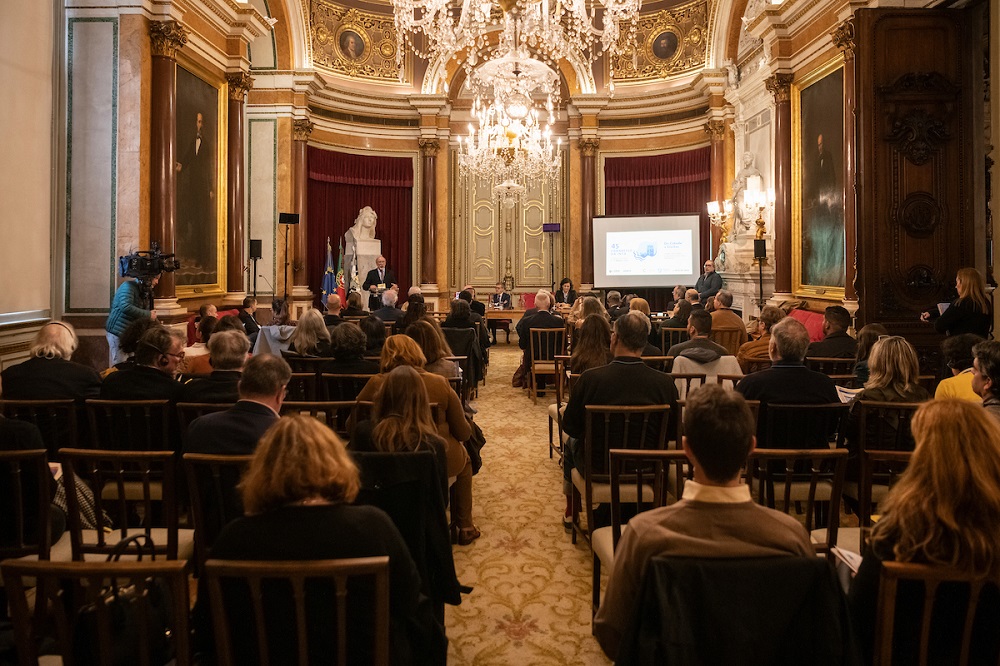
[593,214,702,289]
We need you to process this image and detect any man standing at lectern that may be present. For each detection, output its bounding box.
[362,255,397,311]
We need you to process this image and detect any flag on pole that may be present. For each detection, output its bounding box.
[320,237,336,310]
[335,238,346,305]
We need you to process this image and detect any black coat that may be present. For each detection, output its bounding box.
[183,400,279,456]
[238,310,261,336]
[363,267,398,310]
[516,310,564,351]
[180,370,242,404]
[807,331,858,359]
[100,365,184,402]
[1,356,101,403]
[933,298,992,338]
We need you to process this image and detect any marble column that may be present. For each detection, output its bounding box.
[766,74,794,296]
[418,138,439,287]
[149,21,187,303]
[705,119,727,259]
[580,138,600,288]
[833,19,859,310]
[291,118,313,313]
[225,71,253,299]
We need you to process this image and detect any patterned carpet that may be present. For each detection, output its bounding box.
[446,344,611,665]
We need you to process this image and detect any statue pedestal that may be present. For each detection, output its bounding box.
[717,239,775,323]
[345,238,382,309]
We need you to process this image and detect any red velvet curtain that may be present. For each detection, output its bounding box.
[307,147,414,306]
[604,147,712,310]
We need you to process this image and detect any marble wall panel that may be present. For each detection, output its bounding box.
[248,118,278,297]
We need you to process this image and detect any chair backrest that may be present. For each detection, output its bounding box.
[203,557,390,666]
[528,328,567,365]
[287,372,318,401]
[320,373,376,402]
[583,405,672,479]
[0,448,53,560]
[85,399,175,452]
[711,328,745,356]
[859,449,912,535]
[659,327,689,354]
[716,374,743,390]
[672,356,742,389]
[874,561,1000,666]
[674,399,760,444]
[280,401,356,439]
[857,400,922,455]
[806,356,856,375]
[441,327,483,385]
[444,355,473,399]
[59,447,181,560]
[280,352,329,375]
[0,398,78,458]
[748,448,848,555]
[761,402,848,450]
[742,358,773,374]
[176,401,235,432]
[607,449,689,551]
[182,453,253,568]
[669,372,707,400]
[0,559,191,666]
[641,355,674,373]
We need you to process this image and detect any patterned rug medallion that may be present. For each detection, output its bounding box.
[446,345,611,665]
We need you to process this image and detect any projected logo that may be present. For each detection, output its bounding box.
[607,230,693,276]
[633,244,657,261]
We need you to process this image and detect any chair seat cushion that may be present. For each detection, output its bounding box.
[811,526,860,555]
[74,528,195,561]
[571,468,655,504]
[591,526,615,566]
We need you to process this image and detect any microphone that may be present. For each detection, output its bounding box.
[258,274,275,293]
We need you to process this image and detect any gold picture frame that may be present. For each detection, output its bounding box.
[174,58,227,297]
[792,54,846,301]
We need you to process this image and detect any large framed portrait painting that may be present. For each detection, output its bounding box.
[792,56,845,298]
[175,64,225,290]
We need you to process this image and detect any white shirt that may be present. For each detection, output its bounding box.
[681,479,752,504]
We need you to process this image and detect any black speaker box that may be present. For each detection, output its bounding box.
[754,239,767,259]
[249,239,262,260]
[278,212,300,225]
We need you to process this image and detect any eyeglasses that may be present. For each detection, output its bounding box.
[164,350,185,360]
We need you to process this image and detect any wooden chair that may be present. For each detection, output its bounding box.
[58,447,193,561]
[570,404,672,545]
[287,372,318,401]
[0,398,78,458]
[85,399,175,452]
[640,355,674,373]
[715,374,743,390]
[443,355,472,402]
[320,373,376,402]
[280,351,330,376]
[176,401,235,432]
[659,327,688,354]
[747,448,848,557]
[873,561,1000,665]
[547,357,570,459]
[674,399,761,451]
[203,557,390,666]
[1,559,191,666]
[280,401,356,439]
[742,358,772,374]
[711,328,746,356]
[590,449,687,619]
[760,402,848,450]
[806,356,856,375]
[916,374,939,395]
[0,448,55,561]
[183,453,253,569]
[849,400,922,522]
[669,372,707,400]
[528,328,567,404]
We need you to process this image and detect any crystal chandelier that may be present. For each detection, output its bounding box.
[457,49,562,208]
[392,0,641,91]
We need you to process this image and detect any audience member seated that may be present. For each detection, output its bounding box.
[665,284,686,313]
[555,278,577,306]
[179,316,216,372]
[843,336,930,479]
[342,291,367,318]
[972,340,1000,423]
[605,291,627,321]
[561,312,679,526]
[394,294,426,335]
[184,354,289,456]
[180,330,250,403]
[1,321,101,402]
[238,296,261,340]
[101,318,160,378]
[660,299,692,339]
[849,400,1000,663]
[806,305,857,359]
[400,286,422,312]
[570,314,613,374]
[685,289,702,309]
[197,303,218,323]
[452,292,491,350]
[288,308,333,357]
[361,314,387,356]
[568,296,608,330]
[935,333,983,403]
[737,305,784,372]
[100,326,185,401]
[406,320,458,380]
[323,323,380,375]
[851,323,889,385]
[354,336,478,545]
[462,285,486,317]
[0,415,66,547]
[187,316,246,374]
[322,294,345,329]
[920,266,993,338]
[736,318,838,442]
[710,290,748,342]
[666,309,730,361]
[516,291,563,350]
[194,415,446,664]
[270,297,292,326]
[350,365,449,499]
[594,385,813,659]
[372,289,403,323]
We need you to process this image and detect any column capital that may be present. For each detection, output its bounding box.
[418,138,440,157]
[704,119,727,140]
[292,118,314,142]
[831,18,856,60]
[765,73,794,104]
[226,71,254,101]
[149,21,188,59]
[579,138,601,157]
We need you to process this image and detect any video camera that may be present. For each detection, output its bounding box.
[118,242,181,281]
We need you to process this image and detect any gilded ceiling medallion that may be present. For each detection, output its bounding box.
[310,1,409,83]
[609,0,707,84]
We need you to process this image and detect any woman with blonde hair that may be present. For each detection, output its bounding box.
[849,400,1000,663]
[570,296,608,328]
[921,267,992,338]
[197,415,445,664]
[405,319,457,379]
[355,335,479,544]
[0,321,101,401]
[288,308,332,357]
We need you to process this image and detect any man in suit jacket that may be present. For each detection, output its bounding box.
[516,291,563,351]
[1,321,102,403]
[362,255,397,311]
[372,289,402,322]
[323,294,345,329]
[490,282,513,310]
[181,330,249,403]
[184,354,290,455]
[462,286,487,317]
[806,306,857,359]
[238,296,261,338]
[101,326,185,402]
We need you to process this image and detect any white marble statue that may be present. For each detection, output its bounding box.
[343,206,382,306]
[731,151,763,236]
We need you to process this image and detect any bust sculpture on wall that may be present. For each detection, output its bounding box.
[348,205,378,241]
